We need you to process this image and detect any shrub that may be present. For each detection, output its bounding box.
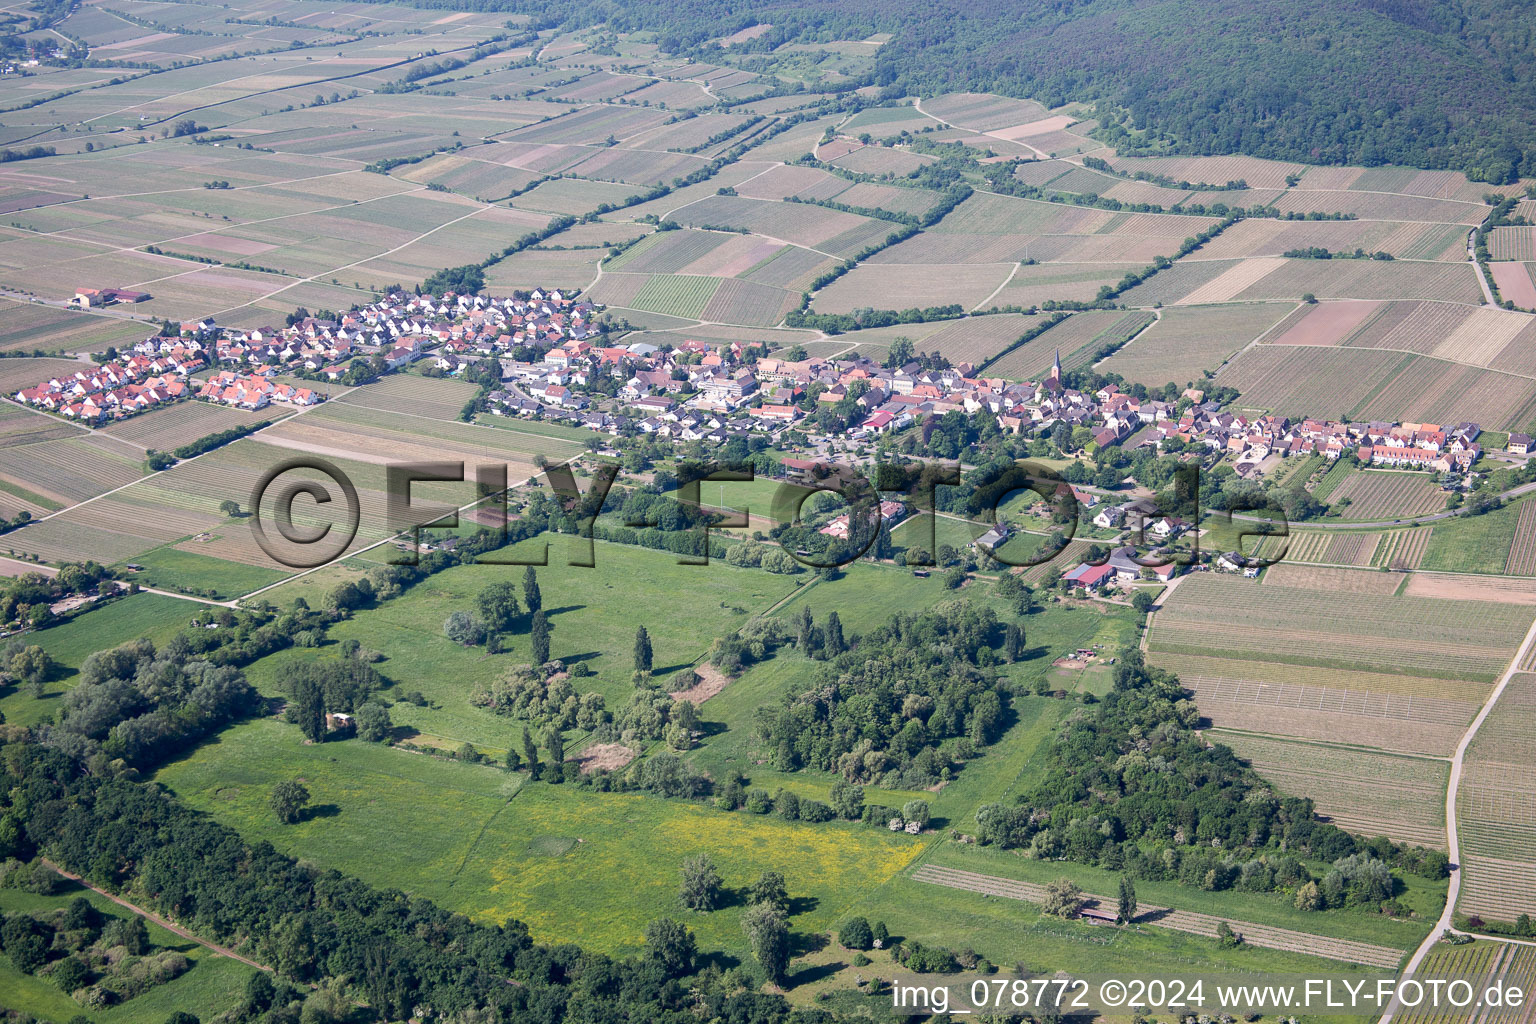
[839,916,873,950]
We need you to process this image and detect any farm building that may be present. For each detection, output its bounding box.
[73,286,151,307]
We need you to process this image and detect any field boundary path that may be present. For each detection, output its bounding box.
[41,858,271,972]
[912,864,1407,968]
[1379,606,1536,1024]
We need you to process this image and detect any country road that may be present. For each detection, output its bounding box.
[1378,608,1536,1024]
[41,859,271,973]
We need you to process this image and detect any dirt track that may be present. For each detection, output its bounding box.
[41,858,271,972]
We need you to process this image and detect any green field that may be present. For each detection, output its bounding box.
[628,274,724,318]
[125,544,291,600]
[0,592,199,727]
[1421,500,1525,574]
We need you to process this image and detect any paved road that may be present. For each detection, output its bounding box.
[1379,610,1536,1024]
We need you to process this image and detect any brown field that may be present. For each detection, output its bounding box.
[1459,673,1536,921]
[1098,302,1292,385]
[1327,471,1448,520]
[987,309,1153,378]
[1270,189,1490,225]
[1403,572,1536,604]
[1221,345,1536,429]
[1231,258,1484,304]
[669,195,892,258]
[919,92,1051,132]
[1116,259,1241,306]
[336,374,484,422]
[1152,651,1490,705]
[1165,668,1476,756]
[1349,356,1536,431]
[914,314,1037,365]
[812,263,1014,315]
[1505,499,1536,576]
[1341,301,1471,355]
[736,164,849,201]
[1174,257,1287,304]
[1265,300,1381,346]
[1194,219,1469,262]
[1106,153,1307,190]
[827,144,935,177]
[98,400,276,451]
[1491,261,1536,308]
[0,299,151,353]
[1149,571,1528,681]
[984,263,1140,310]
[1211,731,1448,848]
[1490,227,1536,261]
[698,278,798,326]
[0,401,81,449]
[1261,563,1401,593]
[0,434,146,507]
[0,356,91,394]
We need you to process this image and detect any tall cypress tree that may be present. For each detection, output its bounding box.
[522,726,540,773]
[292,676,326,743]
[824,611,845,656]
[522,565,542,614]
[634,625,653,673]
[531,610,551,665]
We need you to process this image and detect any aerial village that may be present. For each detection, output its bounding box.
[10,289,1485,587]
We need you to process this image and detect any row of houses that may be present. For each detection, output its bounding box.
[12,348,205,422]
[204,288,602,379]
[195,371,321,410]
[1139,410,1483,475]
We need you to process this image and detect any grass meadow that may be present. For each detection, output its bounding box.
[155,718,924,964]
[0,592,198,727]
[128,544,291,599]
[251,538,801,748]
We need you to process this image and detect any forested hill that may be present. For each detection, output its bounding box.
[510,0,1536,182]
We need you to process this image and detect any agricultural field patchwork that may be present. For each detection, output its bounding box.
[5,6,1536,1020]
